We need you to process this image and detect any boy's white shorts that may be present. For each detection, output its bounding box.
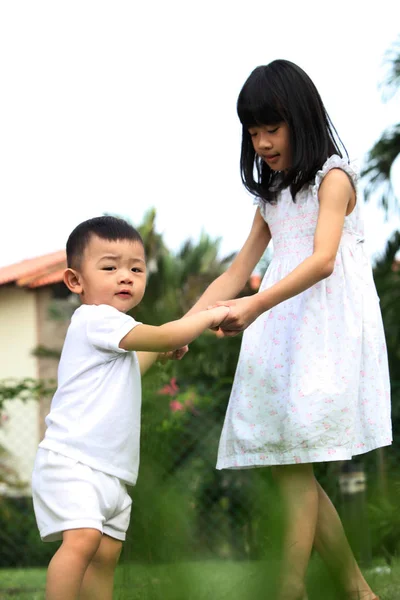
[32,448,132,542]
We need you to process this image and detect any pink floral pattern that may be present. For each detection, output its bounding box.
[217,156,392,469]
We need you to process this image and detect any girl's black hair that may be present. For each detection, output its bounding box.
[66,216,144,269]
[237,59,348,203]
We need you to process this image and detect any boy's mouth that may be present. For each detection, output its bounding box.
[116,290,132,298]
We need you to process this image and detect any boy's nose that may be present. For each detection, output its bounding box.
[119,270,133,283]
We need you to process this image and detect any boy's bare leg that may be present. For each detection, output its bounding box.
[272,464,318,600]
[79,534,122,600]
[313,481,376,600]
[46,528,102,600]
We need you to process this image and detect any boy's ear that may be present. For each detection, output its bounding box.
[63,268,83,294]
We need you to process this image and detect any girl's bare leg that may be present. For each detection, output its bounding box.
[272,464,318,600]
[79,534,122,600]
[313,481,377,600]
[46,528,102,600]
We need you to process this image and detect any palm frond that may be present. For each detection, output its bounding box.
[380,35,400,101]
[361,125,400,212]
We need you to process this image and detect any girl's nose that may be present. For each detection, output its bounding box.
[258,133,272,149]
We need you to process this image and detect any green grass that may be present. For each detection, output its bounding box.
[0,558,399,599]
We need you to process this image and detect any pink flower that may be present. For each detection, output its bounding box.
[158,377,179,396]
[170,400,184,412]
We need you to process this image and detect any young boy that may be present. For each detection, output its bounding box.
[31,216,229,600]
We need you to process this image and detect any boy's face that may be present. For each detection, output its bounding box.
[68,235,147,313]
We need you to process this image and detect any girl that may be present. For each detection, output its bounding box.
[185,60,391,600]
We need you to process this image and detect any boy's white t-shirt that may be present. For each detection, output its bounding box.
[39,304,142,486]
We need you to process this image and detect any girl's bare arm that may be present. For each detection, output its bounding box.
[185,208,271,315]
[216,169,354,334]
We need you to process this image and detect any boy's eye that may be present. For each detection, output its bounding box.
[131,268,143,273]
[102,266,116,271]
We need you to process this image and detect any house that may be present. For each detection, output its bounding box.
[0,251,68,495]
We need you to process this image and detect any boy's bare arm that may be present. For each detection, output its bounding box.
[119,306,230,353]
[136,352,159,376]
[137,345,187,377]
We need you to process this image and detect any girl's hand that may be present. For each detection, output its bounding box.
[211,296,262,337]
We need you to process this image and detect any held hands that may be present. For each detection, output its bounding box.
[158,306,230,363]
[208,305,231,329]
[209,296,261,337]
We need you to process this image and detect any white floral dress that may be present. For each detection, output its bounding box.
[217,155,392,468]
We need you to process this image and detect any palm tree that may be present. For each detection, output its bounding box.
[133,219,236,325]
[362,36,400,213]
[373,232,400,472]
[373,231,400,365]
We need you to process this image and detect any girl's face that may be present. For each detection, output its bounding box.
[248,121,291,171]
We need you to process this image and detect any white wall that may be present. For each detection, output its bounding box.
[0,286,38,494]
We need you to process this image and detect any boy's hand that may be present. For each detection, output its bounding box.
[158,346,189,363]
[207,305,230,330]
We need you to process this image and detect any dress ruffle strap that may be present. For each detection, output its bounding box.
[313,154,359,197]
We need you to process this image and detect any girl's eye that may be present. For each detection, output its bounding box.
[267,127,278,134]
[249,131,258,138]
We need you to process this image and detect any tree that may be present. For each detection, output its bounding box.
[362,36,400,214]
[373,232,400,460]
[133,211,236,325]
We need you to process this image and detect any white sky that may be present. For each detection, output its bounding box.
[0,0,399,269]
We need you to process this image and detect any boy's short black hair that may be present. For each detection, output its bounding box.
[66,216,144,269]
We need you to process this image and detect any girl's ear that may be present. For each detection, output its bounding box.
[63,268,83,295]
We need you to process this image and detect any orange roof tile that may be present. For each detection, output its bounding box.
[0,250,66,288]
[249,273,261,291]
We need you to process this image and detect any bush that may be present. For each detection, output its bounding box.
[0,496,59,567]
